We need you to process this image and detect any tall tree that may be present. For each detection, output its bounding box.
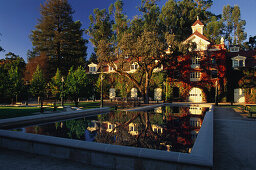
[204,16,224,44]
[222,5,246,45]
[30,65,46,104]
[160,0,214,40]
[30,0,88,76]
[87,0,192,103]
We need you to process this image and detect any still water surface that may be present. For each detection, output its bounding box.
[13,106,207,153]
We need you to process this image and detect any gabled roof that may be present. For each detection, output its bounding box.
[192,19,204,26]
[185,31,209,42]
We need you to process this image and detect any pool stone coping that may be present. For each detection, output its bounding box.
[0,104,213,169]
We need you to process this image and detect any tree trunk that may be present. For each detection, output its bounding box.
[74,98,79,107]
[143,72,149,104]
[16,95,18,104]
[38,96,40,105]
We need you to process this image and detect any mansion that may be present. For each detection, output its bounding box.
[87,18,256,104]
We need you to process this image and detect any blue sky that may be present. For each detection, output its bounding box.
[0,0,255,62]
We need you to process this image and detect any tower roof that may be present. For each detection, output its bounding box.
[192,16,204,26]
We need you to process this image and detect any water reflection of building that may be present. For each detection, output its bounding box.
[128,123,139,136]
[190,117,202,128]
[87,121,117,133]
[189,107,203,115]
[86,107,207,153]
[154,107,163,114]
[152,124,163,134]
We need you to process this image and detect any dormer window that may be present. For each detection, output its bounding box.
[108,64,116,73]
[231,55,246,68]
[88,63,98,74]
[89,67,96,72]
[230,46,240,52]
[130,63,139,71]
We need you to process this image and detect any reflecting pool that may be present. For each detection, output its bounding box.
[12,106,208,153]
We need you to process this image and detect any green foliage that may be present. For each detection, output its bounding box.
[65,119,88,139]
[3,52,26,74]
[222,5,246,45]
[30,65,46,98]
[50,68,63,99]
[160,0,214,40]
[244,35,256,50]
[30,0,88,76]
[204,16,224,44]
[7,66,23,102]
[65,66,87,106]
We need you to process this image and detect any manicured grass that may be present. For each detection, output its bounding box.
[0,106,63,120]
[0,102,100,119]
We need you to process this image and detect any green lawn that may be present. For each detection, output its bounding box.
[0,102,100,120]
[0,106,58,119]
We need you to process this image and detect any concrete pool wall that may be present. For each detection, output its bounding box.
[0,104,213,170]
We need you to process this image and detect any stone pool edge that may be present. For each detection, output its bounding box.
[0,105,213,169]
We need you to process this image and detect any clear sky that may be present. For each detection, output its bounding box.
[0,0,255,62]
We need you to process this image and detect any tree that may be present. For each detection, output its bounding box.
[244,35,256,50]
[65,66,87,107]
[87,0,192,103]
[160,0,214,40]
[222,5,246,45]
[30,0,88,76]
[7,66,23,104]
[24,52,50,82]
[3,52,26,74]
[50,68,62,100]
[88,52,98,64]
[204,16,224,44]
[30,65,46,104]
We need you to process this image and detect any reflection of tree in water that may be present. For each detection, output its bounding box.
[94,110,193,152]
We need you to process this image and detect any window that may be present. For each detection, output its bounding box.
[230,46,240,52]
[109,66,114,71]
[232,56,246,68]
[192,56,201,65]
[190,72,201,81]
[89,67,96,72]
[190,72,201,79]
[211,70,218,79]
[130,63,139,71]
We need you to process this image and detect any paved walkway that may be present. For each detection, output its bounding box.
[214,107,256,170]
[0,148,103,170]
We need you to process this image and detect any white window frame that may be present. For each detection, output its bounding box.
[89,66,96,72]
[130,62,139,72]
[231,55,246,68]
[191,56,201,68]
[190,72,201,81]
